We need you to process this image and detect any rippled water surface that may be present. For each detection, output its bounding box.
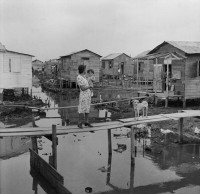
[1,87,200,194]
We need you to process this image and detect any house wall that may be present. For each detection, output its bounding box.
[171,60,185,95]
[102,54,134,77]
[0,51,32,90]
[61,50,101,82]
[32,61,44,71]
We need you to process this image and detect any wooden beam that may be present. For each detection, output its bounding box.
[52,124,57,169]
[29,149,72,194]
[178,117,183,143]
[107,129,112,155]
[30,149,63,183]
[131,126,136,160]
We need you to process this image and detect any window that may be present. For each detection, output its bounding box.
[82,57,89,60]
[109,61,113,69]
[102,61,105,69]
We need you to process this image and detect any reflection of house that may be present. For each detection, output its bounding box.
[59,49,102,88]
[101,53,134,79]
[44,59,60,78]
[32,59,44,72]
[134,41,200,107]
[0,137,31,159]
[0,42,34,103]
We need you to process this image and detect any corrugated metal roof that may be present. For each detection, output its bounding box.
[133,50,150,59]
[101,53,123,60]
[60,49,102,58]
[149,41,200,54]
[167,41,200,54]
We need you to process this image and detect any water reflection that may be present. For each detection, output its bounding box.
[2,86,200,194]
[0,136,31,159]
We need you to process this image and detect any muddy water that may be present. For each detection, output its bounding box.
[1,87,200,194]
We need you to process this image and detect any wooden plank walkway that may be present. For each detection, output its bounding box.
[1,110,200,137]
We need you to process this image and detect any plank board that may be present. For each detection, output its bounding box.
[0,121,121,133]
[0,124,125,137]
[1,111,200,137]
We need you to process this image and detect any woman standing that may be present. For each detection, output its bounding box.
[77,65,93,128]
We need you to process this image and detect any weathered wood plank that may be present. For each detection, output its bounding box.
[1,111,200,137]
[30,149,63,182]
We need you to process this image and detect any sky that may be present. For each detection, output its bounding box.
[0,0,200,61]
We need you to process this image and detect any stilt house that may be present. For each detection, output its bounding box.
[59,49,102,88]
[135,41,200,107]
[0,42,34,102]
[101,53,134,79]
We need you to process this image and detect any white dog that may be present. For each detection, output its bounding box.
[133,99,148,120]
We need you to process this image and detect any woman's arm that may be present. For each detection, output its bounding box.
[79,85,92,91]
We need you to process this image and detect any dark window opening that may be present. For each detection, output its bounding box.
[82,57,89,60]
[109,61,113,69]
[102,61,105,69]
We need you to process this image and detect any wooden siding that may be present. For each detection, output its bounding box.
[171,60,185,95]
[102,54,133,76]
[0,52,32,90]
[61,50,101,82]
[185,77,200,99]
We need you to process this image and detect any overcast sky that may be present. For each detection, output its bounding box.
[0,0,200,61]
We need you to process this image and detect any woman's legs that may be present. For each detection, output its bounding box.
[85,113,93,127]
[78,113,84,128]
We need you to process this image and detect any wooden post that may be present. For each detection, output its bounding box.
[108,129,112,155]
[32,115,36,128]
[178,118,183,143]
[32,115,38,154]
[30,88,32,98]
[104,111,108,122]
[131,126,136,160]
[165,61,169,108]
[52,124,57,169]
[183,98,186,108]
[136,59,139,91]
[130,153,135,192]
[106,146,112,184]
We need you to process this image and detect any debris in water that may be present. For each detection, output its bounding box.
[113,143,127,153]
[98,165,110,172]
[194,126,200,135]
[85,187,92,193]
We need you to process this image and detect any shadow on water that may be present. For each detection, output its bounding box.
[1,86,200,194]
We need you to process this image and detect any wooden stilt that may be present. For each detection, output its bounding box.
[129,154,135,192]
[131,126,136,161]
[165,97,168,108]
[52,125,57,169]
[106,148,112,184]
[155,96,158,106]
[108,129,112,155]
[178,117,183,143]
[183,98,186,108]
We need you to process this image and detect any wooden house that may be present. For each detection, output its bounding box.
[59,49,102,88]
[101,53,134,79]
[0,42,34,103]
[44,59,60,78]
[135,41,200,107]
[32,59,44,72]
